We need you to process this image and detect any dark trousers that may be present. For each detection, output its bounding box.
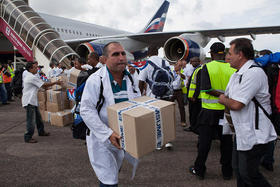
[194,125,233,177]
[99,181,118,187]
[4,82,12,100]
[24,104,45,142]
[188,99,201,129]
[233,139,272,187]
[0,83,7,104]
[171,90,186,123]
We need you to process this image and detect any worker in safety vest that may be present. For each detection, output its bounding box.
[0,65,8,105]
[189,42,236,180]
[2,62,13,101]
[184,57,203,133]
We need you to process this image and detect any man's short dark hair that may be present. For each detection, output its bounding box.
[88,52,99,61]
[230,38,254,60]
[75,57,86,65]
[103,42,121,57]
[26,62,35,71]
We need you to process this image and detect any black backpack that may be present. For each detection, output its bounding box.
[146,60,174,98]
[11,67,25,97]
[239,64,280,135]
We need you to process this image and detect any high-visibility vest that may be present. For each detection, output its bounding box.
[8,65,15,78]
[0,71,3,83]
[181,69,188,94]
[2,71,12,83]
[200,60,236,110]
[188,66,202,99]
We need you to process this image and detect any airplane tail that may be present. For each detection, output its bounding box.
[140,0,170,33]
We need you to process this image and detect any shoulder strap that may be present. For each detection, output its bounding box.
[239,64,262,83]
[127,73,137,93]
[252,97,272,130]
[87,76,105,136]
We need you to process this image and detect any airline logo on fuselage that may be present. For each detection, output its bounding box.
[5,26,10,36]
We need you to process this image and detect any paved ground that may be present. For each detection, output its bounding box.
[0,98,279,187]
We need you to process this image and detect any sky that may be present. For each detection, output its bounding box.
[29,0,280,57]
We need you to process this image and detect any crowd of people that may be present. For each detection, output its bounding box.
[13,38,280,187]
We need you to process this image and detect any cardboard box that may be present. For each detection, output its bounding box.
[46,90,67,103]
[68,68,80,88]
[50,75,68,90]
[107,96,176,159]
[38,90,46,102]
[69,100,75,109]
[51,110,73,127]
[38,101,46,111]
[44,111,53,123]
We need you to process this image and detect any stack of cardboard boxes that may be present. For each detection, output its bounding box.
[38,75,74,127]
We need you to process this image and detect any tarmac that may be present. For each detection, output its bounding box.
[0,98,280,187]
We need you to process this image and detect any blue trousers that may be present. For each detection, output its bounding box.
[24,104,45,142]
[0,83,7,104]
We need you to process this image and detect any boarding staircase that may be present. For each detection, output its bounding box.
[0,0,78,69]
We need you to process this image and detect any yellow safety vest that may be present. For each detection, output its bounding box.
[188,66,202,99]
[0,71,3,83]
[181,69,188,94]
[200,60,236,110]
[8,65,15,78]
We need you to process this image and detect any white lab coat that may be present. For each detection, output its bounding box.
[80,66,140,185]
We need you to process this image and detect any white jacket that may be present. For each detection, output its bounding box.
[80,66,140,185]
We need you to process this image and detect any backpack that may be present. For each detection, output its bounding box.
[146,60,174,98]
[239,63,280,135]
[11,67,25,97]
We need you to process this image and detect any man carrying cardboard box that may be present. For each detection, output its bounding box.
[22,62,62,143]
[80,42,140,187]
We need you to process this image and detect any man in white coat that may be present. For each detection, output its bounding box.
[80,42,140,186]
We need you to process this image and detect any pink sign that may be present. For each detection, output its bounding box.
[0,18,33,61]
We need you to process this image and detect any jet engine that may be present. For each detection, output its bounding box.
[76,41,135,61]
[76,42,104,58]
[164,35,205,63]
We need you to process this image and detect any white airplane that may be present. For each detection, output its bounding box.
[1,0,280,67]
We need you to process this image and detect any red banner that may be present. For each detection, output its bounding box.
[0,18,33,61]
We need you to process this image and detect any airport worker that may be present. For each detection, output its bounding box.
[138,53,174,150]
[219,38,277,187]
[189,42,235,180]
[22,62,62,143]
[0,66,8,105]
[170,60,187,127]
[1,62,13,102]
[184,57,202,132]
[80,42,141,186]
[47,61,56,79]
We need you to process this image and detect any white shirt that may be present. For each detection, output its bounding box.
[170,66,182,90]
[225,60,277,151]
[48,68,56,79]
[22,71,44,107]
[96,62,104,68]
[81,64,93,70]
[80,66,141,184]
[138,56,171,97]
[183,63,194,85]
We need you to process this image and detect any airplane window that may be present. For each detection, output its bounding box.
[73,30,75,34]
[80,32,82,35]
[76,31,79,35]
[86,33,88,36]
[65,29,68,33]
[69,30,72,34]
[57,28,60,32]
[61,28,64,32]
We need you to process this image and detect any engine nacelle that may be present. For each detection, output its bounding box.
[76,41,135,61]
[76,42,104,58]
[164,36,204,63]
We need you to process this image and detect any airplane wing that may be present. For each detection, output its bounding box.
[128,25,280,46]
[65,25,280,49]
